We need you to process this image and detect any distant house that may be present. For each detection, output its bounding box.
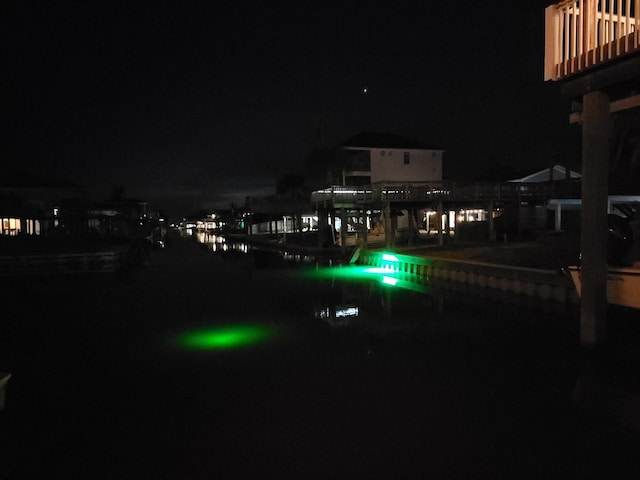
[0,184,85,236]
[339,132,444,186]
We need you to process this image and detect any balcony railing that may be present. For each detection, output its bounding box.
[311,181,582,206]
[545,0,640,80]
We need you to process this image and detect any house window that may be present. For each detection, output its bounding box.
[345,176,371,186]
[344,150,371,171]
[404,152,410,165]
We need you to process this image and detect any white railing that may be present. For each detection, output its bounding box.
[311,181,582,206]
[545,0,640,80]
[311,186,373,205]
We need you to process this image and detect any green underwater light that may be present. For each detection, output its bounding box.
[177,324,273,351]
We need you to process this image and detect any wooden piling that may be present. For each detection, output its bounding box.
[580,90,610,348]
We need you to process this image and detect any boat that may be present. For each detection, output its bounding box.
[567,214,640,309]
[567,263,640,310]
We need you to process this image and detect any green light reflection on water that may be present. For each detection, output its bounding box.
[177,324,273,351]
[303,251,430,294]
[304,265,396,282]
[303,265,402,291]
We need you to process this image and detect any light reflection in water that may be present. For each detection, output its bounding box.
[193,232,329,266]
[310,262,445,335]
[315,305,360,328]
[196,232,249,254]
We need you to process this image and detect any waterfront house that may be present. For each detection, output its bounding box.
[0,182,157,275]
[0,182,85,237]
[339,131,444,186]
[312,131,445,246]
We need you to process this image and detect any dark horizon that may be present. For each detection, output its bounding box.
[3,1,581,218]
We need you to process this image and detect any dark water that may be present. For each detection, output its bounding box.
[1,233,639,479]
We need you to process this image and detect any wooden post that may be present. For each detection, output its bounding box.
[488,200,495,241]
[340,208,347,252]
[361,208,368,247]
[516,189,522,238]
[580,90,610,348]
[390,211,398,248]
[437,201,444,246]
[329,209,336,244]
[317,208,328,248]
[384,203,392,249]
[408,208,415,246]
[555,203,562,232]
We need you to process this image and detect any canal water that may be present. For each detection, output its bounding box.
[0,232,639,479]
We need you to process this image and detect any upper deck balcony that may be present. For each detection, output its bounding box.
[545,0,640,81]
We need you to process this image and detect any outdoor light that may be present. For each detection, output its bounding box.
[335,306,359,318]
[381,253,399,262]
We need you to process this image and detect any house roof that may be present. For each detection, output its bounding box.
[508,164,582,183]
[341,132,440,150]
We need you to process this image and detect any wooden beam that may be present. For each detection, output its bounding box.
[569,94,640,123]
[570,112,583,124]
[610,94,640,113]
[561,55,640,100]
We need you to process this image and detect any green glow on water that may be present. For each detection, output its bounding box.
[177,324,273,350]
[303,250,432,294]
[382,276,398,286]
[304,264,400,288]
[304,265,383,281]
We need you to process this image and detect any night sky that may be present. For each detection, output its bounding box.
[2,1,579,218]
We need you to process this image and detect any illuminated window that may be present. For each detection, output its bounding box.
[1,218,21,236]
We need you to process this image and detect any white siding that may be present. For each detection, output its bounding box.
[368,148,442,183]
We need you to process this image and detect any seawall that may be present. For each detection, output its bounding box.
[357,249,579,307]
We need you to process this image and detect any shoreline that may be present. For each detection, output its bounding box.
[227,230,582,271]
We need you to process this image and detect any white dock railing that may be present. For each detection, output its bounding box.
[545,0,640,80]
[310,181,581,206]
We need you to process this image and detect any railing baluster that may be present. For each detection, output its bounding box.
[578,1,584,68]
[548,0,640,78]
[572,2,580,63]
[609,0,614,57]
[564,5,570,64]
[636,0,640,49]
[617,0,622,54]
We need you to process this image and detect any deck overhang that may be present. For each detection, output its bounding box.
[545,0,640,82]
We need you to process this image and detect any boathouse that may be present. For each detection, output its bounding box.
[545,0,640,347]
